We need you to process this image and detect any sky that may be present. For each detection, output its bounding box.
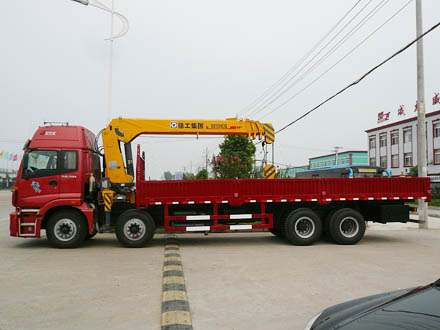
[1,0,440,178]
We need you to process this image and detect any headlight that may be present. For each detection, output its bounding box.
[303,312,322,330]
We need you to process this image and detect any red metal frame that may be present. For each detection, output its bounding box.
[163,202,273,232]
[133,146,430,233]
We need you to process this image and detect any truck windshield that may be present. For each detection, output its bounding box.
[22,150,58,178]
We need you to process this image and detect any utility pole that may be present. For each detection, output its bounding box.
[416,0,428,229]
[107,0,114,124]
[333,146,343,165]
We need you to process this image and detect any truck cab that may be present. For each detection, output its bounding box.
[10,125,100,244]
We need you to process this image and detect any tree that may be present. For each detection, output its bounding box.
[183,172,195,180]
[211,135,256,179]
[195,168,208,179]
[410,165,418,177]
[163,171,174,180]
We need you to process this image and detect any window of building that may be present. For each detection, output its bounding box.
[391,154,399,168]
[434,122,440,138]
[379,134,387,147]
[370,157,376,166]
[403,128,412,143]
[404,152,412,167]
[391,131,399,145]
[369,136,376,149]
[380,156,387,168]
[435,149,440,164]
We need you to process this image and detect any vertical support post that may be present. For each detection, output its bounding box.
[272,142,274,165]
[261,202,266,224]
[416,0,428,229]
[102,190,114,232]
[164,204,169,231]
[213,203,218,227]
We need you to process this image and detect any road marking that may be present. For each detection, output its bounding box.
[161,235,193,330]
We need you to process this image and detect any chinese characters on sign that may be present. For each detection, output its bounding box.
[377,111,390,123]
[378,93,439,122]
[170,121,204,129]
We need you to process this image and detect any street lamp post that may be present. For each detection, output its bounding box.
[71,0,129,123]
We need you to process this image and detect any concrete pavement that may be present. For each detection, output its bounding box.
[1,190,439,330]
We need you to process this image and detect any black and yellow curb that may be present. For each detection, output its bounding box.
[161,235,193,330]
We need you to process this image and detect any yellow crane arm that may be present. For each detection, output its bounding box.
[101,117,275,184]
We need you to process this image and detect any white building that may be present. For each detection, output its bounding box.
[366,110,440,176]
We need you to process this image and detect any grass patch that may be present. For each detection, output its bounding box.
[429,199,440,207]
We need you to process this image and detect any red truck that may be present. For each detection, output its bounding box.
[10,120,430,248]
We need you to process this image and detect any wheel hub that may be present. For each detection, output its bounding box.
[339,217,359,238]
[294,217,315,239]
[54,219,77,241]
[124,219,146,241]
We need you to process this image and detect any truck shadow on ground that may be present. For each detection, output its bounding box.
[9,231,412,249]
[164,232,412,247]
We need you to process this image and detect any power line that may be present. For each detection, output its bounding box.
[252,0,391,119]
[260,0,413,119]
[238,0,362,118]
[247,0,376,118]
[275,19,440,135]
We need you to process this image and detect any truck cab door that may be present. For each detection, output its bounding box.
[18,150,60,208]
[59,150,82,199]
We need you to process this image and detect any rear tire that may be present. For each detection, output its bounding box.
[324,209,338,239]
[328,208,365,245]
[46,210,88,248]
[116,210,155,248]
[283,208,322,246]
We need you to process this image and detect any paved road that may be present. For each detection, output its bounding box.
[1,189,440,330]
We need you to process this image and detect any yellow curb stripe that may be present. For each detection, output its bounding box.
[163,276,185,285]
[163,265,183,272]
[164,256,181,262]
[161,236,193,329]
[162,290,188,302]
[161,311,192,326]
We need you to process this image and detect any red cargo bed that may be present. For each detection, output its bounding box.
[135,149,430,207]
[135,177,430,207]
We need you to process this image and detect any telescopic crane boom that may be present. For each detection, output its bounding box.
[101,117,275,184]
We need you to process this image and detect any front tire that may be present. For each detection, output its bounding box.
[116,210,155,248]
[328,208,366,245]
[46,210,88,248]
[283,208,322,246]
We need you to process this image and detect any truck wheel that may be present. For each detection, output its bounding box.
[283,208,322,246]
[328,208,366,245]
[46,210,88,248]
[116,210,155,248]
[324,209,338,239]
